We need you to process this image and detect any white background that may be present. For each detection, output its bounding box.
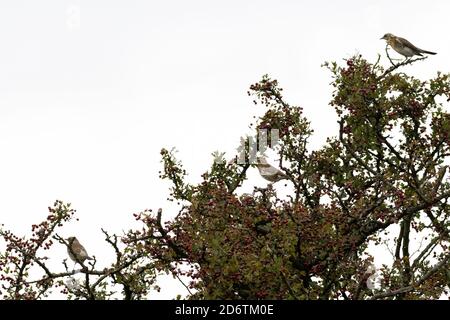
[0,0,449,299]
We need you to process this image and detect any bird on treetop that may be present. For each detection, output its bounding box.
[255,156,289,183]
[381,33,436,58]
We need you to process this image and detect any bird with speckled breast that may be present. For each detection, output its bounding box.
[381,33,436,58]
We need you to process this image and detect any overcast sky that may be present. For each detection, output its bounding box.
[0,0,449,299]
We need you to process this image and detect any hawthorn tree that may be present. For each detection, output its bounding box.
[1,54,449,300]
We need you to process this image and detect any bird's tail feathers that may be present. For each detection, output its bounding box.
[422,50,437,55]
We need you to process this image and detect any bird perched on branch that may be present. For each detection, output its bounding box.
[255,156,289,183]
[66,237,93,266]
[381,33,436,58]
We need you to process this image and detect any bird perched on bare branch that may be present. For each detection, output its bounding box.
[66,237,93,266]
[255,156,289,183]
[381,33,436,58]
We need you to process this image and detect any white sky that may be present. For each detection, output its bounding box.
[0,0,449,299]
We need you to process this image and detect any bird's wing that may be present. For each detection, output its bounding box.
[397,36,423,52]
[78,245,89,257]
[260,165,282,176]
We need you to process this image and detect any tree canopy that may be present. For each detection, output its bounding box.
[1,55,449,300]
